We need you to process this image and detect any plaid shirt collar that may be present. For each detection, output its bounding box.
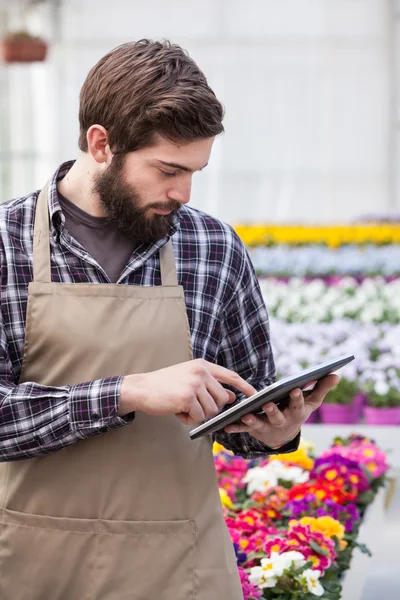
[46,160,181,240]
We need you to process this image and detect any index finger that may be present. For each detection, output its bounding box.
[207,363,256,398]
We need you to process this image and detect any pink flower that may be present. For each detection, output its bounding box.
[238,567,262,599]
[301,547,332,573]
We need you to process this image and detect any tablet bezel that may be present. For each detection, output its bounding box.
[189,353,355,440]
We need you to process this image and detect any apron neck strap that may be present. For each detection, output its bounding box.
[33,181,179,287]
[33,182,52,283]
[159,239,178,286]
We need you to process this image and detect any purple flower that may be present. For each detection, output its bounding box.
[314,454,360,471]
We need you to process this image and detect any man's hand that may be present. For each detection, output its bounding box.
[223,374,339,449]
[119,359,256,424]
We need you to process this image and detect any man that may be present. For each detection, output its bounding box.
[0,40,337,599]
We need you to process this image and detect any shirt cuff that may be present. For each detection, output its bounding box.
[69,376,135,431]
[261,431,301,455]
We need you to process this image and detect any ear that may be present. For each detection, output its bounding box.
[86,125,112,165]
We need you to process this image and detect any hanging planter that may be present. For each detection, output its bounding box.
[0,32,48,64]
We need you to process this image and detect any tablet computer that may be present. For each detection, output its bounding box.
[189,353,355,440]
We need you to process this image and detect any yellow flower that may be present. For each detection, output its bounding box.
[233,224,400,247]
[213,441,231,455]
[295,516,345,541]
[270,447,314,471]
[363,449,375,457]
[219,488,233,510]
[325,469,338,481]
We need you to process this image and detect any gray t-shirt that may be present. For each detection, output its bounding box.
[58,193,135,283]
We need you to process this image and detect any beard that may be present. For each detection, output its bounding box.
[92,154,180,244]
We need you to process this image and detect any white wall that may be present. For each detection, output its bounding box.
[1,0,395,224]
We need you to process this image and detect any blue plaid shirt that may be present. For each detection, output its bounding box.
[0,162,298,461]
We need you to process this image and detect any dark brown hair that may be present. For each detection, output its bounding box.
[78,39,224,152]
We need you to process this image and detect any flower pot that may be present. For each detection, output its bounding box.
[320,403,356,424]
[305,408,319,424]
[1,38,48,63]
[364,406,400,425]
[351,393,366,423]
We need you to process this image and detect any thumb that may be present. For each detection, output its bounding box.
[306,374,340,409]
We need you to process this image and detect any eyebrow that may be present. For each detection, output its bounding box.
[158,160,208,173]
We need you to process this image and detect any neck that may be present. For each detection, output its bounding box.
[57,154,106,217]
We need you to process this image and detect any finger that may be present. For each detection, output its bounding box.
[176,412,196,425]
[183,395,206,424]
[226,390,237,403]
[261,401,286,427]
[206,376,237,409]
[197,388,220,420]
[224,423,251,434]
[288,388,306,412]
[306,374,340,409]
[240,413,268,432]
[207,363,257,398]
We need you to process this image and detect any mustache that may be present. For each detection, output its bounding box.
[145,201,181,213]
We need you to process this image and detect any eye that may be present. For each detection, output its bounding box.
[159,170,177,178]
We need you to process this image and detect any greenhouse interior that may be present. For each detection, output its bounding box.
[1,1,400,599]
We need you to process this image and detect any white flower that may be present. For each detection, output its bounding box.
[300,438,316,453]
[301,569,325,596]
[271,462,309,484]
[374,380,390,396]
[242,466,278,495]
[243,462,309,493]
[248,553,284,588]
[279,550,307,570]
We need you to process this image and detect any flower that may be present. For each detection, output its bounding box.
[300,568,325,596]
[238,567,263,599]
[293,516,345,541]
[248,553,284,588]
[242,466,278,495]
[287,480,357,505]
[243,461,309,495]
[300,438,316,454]
[219,488,234,510]
[317,443,389,479]
[213,441,230,455]
[278,550,307,570]
[287,524,337,569]
[235,224,400,248]
[269,446,314,471]
[250,485,289,510]
[311,459,370,496]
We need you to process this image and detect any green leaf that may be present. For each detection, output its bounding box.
[309,538,330,556]
[355,542,372,557]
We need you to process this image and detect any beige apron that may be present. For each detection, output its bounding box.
[0,183,242,599]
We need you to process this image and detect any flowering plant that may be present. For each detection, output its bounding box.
[247,245,400,276]
[215,435,389,599]
[234,224,400,248]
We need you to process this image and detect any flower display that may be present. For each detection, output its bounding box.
[225,219,395,597]
[260,277,400,324]
[215,436,389,599]
[267,316,400,412]
[247,245,400,276]
[234,224,400,248]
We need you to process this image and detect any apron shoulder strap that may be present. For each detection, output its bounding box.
[159,240,178,287]
[33,182,52,283]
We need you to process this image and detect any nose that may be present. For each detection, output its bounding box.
[167,178,192,205]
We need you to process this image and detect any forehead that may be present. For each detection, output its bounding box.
[125,134,215,171]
